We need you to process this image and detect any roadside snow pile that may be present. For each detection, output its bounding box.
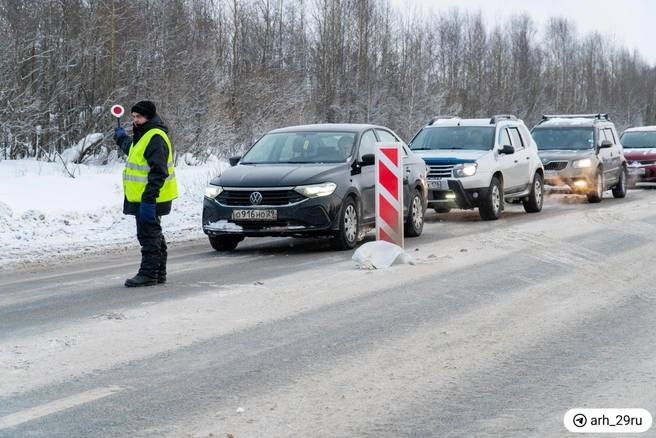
[0,201,12,228]
[0,158,228,268]
[59,133,104,163]
[352,240,415,269]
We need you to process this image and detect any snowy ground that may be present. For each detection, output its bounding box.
[1,189,655,436]
[0,158,228,269]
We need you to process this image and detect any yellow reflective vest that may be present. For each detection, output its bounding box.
[122,128,178,203]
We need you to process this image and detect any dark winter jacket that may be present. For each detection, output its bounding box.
[116,115,173,216]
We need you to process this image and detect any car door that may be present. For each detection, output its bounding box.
[597,128,615,186]
[496,127,521,192]
[604,127,621,185]
[356,129,378,222]
[507,126,531,192]
[375,128,411,215]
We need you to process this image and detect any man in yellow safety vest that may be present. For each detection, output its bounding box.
[114,100,178,287]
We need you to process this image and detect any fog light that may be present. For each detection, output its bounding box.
[446,193,456,199]
[573,180,587,188]
[472,192,479,199]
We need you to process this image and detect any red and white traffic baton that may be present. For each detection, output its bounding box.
[110,104,124,128]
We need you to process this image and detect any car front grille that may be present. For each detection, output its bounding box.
[544,161,568,171]
[217,190,305,206]
[427,164,454,178]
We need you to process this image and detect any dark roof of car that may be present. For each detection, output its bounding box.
[268,123,387,133]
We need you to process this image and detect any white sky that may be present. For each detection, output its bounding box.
[392,0,656,66]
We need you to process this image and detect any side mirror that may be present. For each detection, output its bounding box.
[499,145,515,155]
[599,139,613,149]
[229,155,241,166]
[360,154,375,166]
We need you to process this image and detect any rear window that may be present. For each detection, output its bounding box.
[532,128,594,151]
[620,131,656,149]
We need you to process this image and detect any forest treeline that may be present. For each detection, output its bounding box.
[1,0,655,162]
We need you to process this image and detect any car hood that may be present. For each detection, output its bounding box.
[624,148,656,160]
[211,163,348,187]
[413,150,488,163]
[538,149,595,162]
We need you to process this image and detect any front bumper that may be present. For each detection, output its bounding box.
[544,167,596,193]
[628,164,656,182]
[426,179,488,210]
[202,194,342,238]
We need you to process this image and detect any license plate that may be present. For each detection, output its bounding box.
[428,179,448,190]
[231,209,277,221]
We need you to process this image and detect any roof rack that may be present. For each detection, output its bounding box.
[541,113,611,122]
[428,115,459,125]
[490,114,517,124]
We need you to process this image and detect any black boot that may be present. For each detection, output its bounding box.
[158,235,167,284]
[125,274,158,288]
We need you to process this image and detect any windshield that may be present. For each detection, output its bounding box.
[532,128,594,151]
[620,131,656,149]
[241,131,356,164]
[409,127,495,151]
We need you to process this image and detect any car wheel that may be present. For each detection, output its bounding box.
[404,189,425,237]
[612,167,628,198]
[587,171,603,203]
[331,198,359,250]
[479,176,502,221]
[434,206,451,214]
[523,172,544,213]
[208,235,243,251]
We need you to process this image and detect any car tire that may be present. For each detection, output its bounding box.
[331,198,359,250]
[523,172,544,213]
[479,176,502,221]
[612,166,628,198]
[434,206,451,214]
[587,171,603,203]
[404,189,425,237]
[209,235,242,251]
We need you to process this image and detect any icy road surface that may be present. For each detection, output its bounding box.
[1,191,655,437]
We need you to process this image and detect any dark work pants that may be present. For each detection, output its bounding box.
[136,216,167,279]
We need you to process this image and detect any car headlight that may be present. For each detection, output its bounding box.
[205,185,223,199]
[294,182,337,198]
[572,158,593,168]
[453,163,478,178]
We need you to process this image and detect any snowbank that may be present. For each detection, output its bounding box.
[59,133,104,163]
[0,158,228,268]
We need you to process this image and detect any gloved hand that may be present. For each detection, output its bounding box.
[138,202,157,223]
[114,127,126,142]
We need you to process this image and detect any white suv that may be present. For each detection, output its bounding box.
[408,115,545,220]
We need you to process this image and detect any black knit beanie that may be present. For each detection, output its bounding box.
[131,100,157,119]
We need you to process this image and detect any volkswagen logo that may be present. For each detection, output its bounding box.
[250,191,263,205]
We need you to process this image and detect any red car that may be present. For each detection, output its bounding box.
[621,126,656,185]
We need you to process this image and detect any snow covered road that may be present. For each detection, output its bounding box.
[1,191,656,437]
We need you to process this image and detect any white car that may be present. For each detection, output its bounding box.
[408,115,545,220]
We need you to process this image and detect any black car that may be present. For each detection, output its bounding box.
[202,124,428,251]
